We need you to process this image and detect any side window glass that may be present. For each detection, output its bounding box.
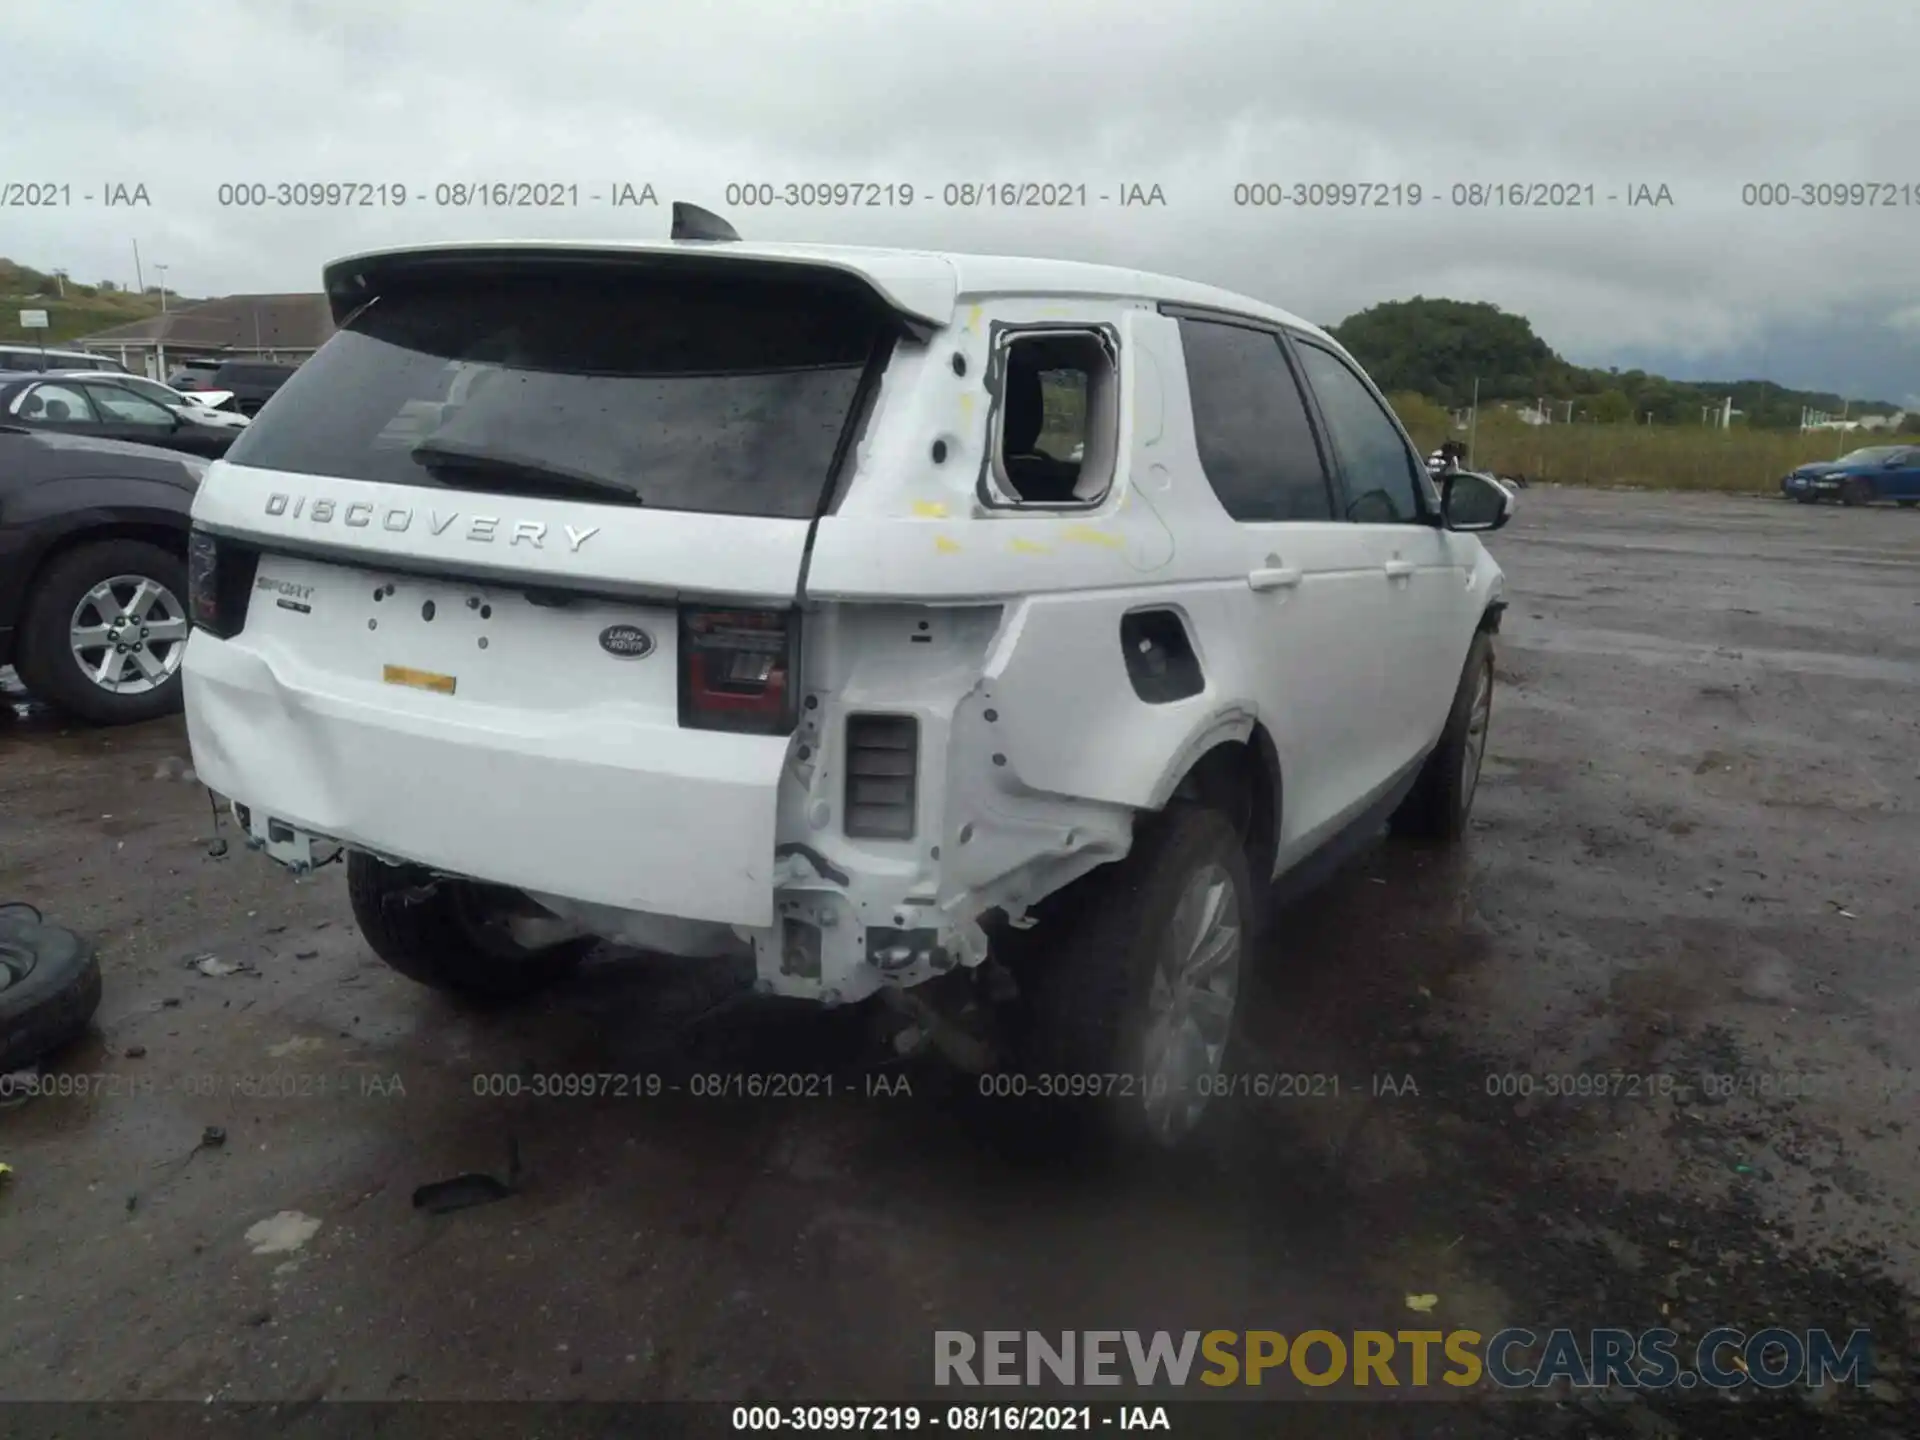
[87,385,175,425]
[988,329,1118,506]
[1174,317,1332,521]
[12,382,97,424]
[1294,343,1424,524]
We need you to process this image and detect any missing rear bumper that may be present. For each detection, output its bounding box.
[231,803,343,875]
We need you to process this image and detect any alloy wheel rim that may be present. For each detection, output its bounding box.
[1140,863,1242,1145]
[0,939,34,996]
[68,575,190,696]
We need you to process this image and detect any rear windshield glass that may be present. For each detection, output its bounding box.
[224,265,890,518]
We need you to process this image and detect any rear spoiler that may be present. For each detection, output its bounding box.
[322,210,956,336]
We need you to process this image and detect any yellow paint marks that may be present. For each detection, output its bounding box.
[912,500,950,518]
[1008,538,1053,555]
[1061,525,1125,550]
[959,392,973,419]
[382,664,457,695]
[967,305,982,331]
[935,535,963,554]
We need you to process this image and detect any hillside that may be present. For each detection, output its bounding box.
[0,257,193,347]
[5,253,1908,434]
[1327,297,1913,431]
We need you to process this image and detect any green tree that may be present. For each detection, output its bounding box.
[1328,297,1555,409]
[1591,389,1633,423]
[1323,294,1903,427]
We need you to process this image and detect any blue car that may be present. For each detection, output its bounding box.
[1782,444,1920,506]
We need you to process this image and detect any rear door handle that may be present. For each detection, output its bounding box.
[1247,567,1303,592]
[1383,559,1416,579]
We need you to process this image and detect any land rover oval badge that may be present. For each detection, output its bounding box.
[598,623,656,659]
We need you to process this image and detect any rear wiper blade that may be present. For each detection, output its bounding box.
[409,440,642,504]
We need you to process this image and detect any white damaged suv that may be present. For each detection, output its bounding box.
[183,206,1511,1146]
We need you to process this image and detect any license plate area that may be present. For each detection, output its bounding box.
[248,554,680,716]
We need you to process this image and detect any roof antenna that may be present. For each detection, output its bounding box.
[670,202,741,243]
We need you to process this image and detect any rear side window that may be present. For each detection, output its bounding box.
[225,266,891,518]
[1175,318,1332,521]
[11,382,97,423]
[1293,342,1426,524]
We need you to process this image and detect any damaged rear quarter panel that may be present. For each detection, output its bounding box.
[794,300,1268,934]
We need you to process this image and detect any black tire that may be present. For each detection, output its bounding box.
[14,538,189,726]
[1793,495,1817,504]
[0,911,104,1073]
[1840,477,1874,507]
[346,852,591,1002]
[1899,500,1919,509]
[1391,628,1495,843]
[1011,806,1252,1151]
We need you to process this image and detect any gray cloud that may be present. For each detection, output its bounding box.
[5,0,1916,392]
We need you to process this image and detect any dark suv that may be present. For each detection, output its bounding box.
[201,359,299,416]
[166,358,227,391]
[0,426,203,724]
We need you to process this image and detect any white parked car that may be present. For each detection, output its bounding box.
[182,209,1511,1147]
[43,371,251,429]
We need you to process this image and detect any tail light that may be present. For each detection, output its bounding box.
[678,607,798,735]
[844,714,918,839]
[187,529,259,638]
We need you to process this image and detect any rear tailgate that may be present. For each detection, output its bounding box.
[186,256,895,925]
[188,544,792,924]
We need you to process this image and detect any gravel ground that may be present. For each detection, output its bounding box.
[0,487,1915,1437]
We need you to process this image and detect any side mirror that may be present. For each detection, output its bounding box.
[1442,471,1515,532]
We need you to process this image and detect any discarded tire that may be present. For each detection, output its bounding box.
[0,910,103,1073]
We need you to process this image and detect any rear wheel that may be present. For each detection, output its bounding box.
[1013,807,1250,1150]
[1391,628,1494,843]
[14,539,190,726]
[346,852,591,1002]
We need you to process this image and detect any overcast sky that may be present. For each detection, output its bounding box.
[6,0,1917,401]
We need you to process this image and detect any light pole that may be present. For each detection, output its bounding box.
[1466,376,1480,468]
[152,264,171,380]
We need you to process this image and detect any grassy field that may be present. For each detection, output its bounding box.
[1038,373,1890,495]
[1397,414,1895,494]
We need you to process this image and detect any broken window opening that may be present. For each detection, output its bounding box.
[986,329,1119,507]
